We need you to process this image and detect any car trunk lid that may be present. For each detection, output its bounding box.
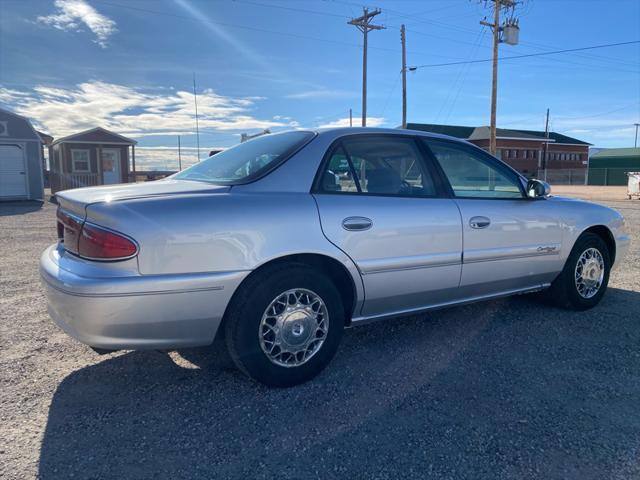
[55,179,230,216]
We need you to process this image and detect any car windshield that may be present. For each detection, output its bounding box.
[173,131,314,184]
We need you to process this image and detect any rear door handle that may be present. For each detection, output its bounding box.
[469,216,491,229]
[342,216,373,231]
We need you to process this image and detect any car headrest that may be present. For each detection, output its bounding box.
[366,168,402,194]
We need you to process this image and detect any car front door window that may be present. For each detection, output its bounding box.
[424,141,523,199]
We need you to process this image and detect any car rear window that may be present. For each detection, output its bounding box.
[173,130,315,184]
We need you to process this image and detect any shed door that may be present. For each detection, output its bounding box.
[101,148,121,184]
[0,144,27,198]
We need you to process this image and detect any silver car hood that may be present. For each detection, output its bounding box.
[56,179,230,217]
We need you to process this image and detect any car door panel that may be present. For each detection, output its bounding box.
[422,138,565,297]
[455,199,563,297]
[314,194,463,316]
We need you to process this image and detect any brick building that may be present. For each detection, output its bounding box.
[406,123,590,178]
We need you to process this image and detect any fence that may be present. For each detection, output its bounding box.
[50,172,100,193]
[130,170,176,182]
[536,169,587,186]
[586,168,633,186]
[532,168,634,186]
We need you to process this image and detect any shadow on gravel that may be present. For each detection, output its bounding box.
[38,289,640,479]
[0,200,43,216]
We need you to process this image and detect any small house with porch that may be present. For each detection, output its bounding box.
[49,127,137,194]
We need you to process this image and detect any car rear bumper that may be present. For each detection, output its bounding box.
[40,244,248,350]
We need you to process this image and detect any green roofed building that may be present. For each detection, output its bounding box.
[588,148,640,186]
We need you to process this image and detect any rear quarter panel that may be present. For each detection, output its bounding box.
[84,191,364,282]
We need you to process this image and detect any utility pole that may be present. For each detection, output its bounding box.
[542,108,550,181]
[401,24,407,129]
[480,0,519,155]
[193,73,201,162]
[349,8,385,127]
[634,123,639,147]
[349,108,353,127]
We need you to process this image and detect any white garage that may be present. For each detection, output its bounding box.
[0,108,45,201]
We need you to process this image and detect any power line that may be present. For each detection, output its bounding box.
[92,0,465,61]
[496,103,639,127]
[520,39,640,68]
[557,103,640,121]
[319,0,640,72]
[435,27,486,122]
[231,0,499,55]
[442,28,488,123]
[380,71,401,119]
[411,40,640,69]
[377,1,640,69]
[94,0,639,73]
[232,0,349,19]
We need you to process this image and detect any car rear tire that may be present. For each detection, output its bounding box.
[224,263,344,387]
[546,232,611,310]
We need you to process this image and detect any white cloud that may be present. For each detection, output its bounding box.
[552,116,640,146]
[135,146,232,171]
[318,117,386,129]
[0,81,289,138]
[37,0,117,48]
[135,147,205,171]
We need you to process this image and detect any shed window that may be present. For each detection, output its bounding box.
[72,149,90,172]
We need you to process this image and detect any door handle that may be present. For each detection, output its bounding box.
[342,216,373,231]
[469,216,491,229]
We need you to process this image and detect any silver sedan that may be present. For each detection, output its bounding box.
[40,128,630,387]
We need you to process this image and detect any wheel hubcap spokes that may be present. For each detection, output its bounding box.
[259,289,329,367]
[574,247,605,299]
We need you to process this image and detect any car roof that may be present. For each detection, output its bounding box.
[313,126,473,144]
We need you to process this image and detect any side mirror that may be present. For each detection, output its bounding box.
[527,179,551,198]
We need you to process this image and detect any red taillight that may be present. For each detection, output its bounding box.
[57,207,137,260]
[78,223,138,260]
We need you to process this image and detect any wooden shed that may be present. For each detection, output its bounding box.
[49,127,137,194]
[0,107,45,201]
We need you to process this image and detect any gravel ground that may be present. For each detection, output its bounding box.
[1,192,639,480]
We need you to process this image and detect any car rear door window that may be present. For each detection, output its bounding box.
[424,141,523,199]
[173,130,315,184]
[319,136,437,197]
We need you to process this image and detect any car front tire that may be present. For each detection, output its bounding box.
[547,232,611,310]
[224,263,344,387]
